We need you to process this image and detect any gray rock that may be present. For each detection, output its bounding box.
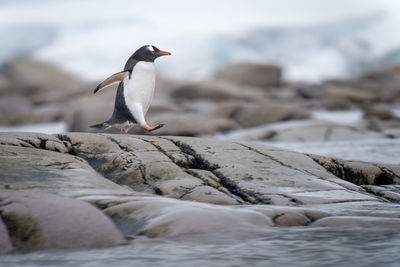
[0,76,11,96]
[147,113,237,136]
[0,218,12,254]
[179,185,240,205]
[216,120,386,142]
[362,185,400,203]
[0,133,134,198]
[326,66,400,103]
[324,87,376,105]
[0,95,34,125]
[0,132,68,153]
[310,154,400,186]
[215,63,282,87]
[363,105,400,131]
[1,132,400,243]
[104,197,273,239]
[65,88,116,132]
[2,59,81,101]
[170,80,265,102]
[0,190,125,251]
[248,206,331,226]
[228,100,310,128]
[1,132,380,206]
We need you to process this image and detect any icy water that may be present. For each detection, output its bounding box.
[1,227,400,267]
[264,138,400,165]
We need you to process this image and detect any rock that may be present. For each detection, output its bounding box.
[324,87,376,105]
[1,132,400,244]
[310,154,400,186]
[0,76,12,95]
[215,63,282,87]
[222,100,310,128]
[361,66,400,84]
[2,59,81,100]
[147,112,236,136]
[249,206,331,226]
[145,96,183,117]
[33,103,65,123]
[0,190,125,251]
[328,66,400,103]
[104,197,273,239]
[216,120,386,142]
[0,132,134,198]
[170,80,265,102]
[362,185,400,203]
[65,89,116,132]
[0,132,381,206]
[362,105,400,131]
[31,81,94,106]
[76,134,373,204]
[0,95,34,125]
[321,97,353,110]
[0,218,12,254]
[179,185,240,205]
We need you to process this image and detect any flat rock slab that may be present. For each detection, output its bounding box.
[0,132,388,206]
[0,190,125,252]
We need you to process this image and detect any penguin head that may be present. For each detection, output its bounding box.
[133,45,171,62]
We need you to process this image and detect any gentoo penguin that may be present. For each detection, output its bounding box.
[90,45,171,134]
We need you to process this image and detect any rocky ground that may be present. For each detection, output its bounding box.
[1,59,400,138]
[1,132,400,254]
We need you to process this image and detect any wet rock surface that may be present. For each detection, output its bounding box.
[1,132,400,253]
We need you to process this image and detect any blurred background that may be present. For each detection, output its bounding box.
[1,0,400,162]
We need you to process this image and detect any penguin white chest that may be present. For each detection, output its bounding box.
[123,61,156,116]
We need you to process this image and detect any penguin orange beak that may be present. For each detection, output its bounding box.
[157,51,171,56]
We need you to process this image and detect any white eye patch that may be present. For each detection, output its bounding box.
[147,45,154,52]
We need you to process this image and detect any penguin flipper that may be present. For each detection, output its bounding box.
[93,71,130,94]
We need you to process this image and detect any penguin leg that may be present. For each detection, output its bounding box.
[130,103,164,132]
[143,124,164,132]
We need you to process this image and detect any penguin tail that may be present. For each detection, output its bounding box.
[90,122,109,129]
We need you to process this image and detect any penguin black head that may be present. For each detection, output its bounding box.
[132,45,171,62]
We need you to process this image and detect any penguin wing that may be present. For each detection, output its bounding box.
[93,71,130,94]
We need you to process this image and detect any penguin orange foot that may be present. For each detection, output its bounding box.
[90,45,171,134]
[143,124,164,132]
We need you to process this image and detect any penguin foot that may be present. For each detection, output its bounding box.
[144,124,164,132]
